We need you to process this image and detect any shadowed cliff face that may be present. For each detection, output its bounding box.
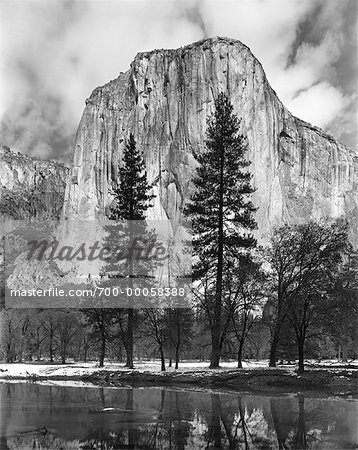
[63,36,357,244]
[0,146,69,220]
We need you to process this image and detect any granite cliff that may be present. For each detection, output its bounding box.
[0,145,69,220]
[63,37,358,245]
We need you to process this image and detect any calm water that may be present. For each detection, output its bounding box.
[0,382,357,449]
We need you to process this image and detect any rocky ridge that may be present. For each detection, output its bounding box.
[0,145,69,220]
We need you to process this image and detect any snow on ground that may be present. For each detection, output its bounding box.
[0,359,356,380]
[0,360,262,379]
[0,378,100,388]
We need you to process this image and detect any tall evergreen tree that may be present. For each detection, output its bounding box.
[109,133,155,221]
[108,133,154,368]
[185,92,257,368]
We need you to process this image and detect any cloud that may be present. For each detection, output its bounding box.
[287,81,350,128]
[0,0,356,162]
[265,0,357,142]
[0,0,207,161]
[205,0,356,146]
[200,0,356,145]
[0,0,88,161]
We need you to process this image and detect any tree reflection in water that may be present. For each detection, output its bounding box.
[293,394,307,450]
[0,383,357,449]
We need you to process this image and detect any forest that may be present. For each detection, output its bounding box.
[1,93,357,373]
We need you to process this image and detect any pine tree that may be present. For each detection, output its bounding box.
[185,92,257,368]
[108,133,155,368]
[109,133,155,221]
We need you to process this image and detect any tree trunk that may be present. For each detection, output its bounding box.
[209,139,225,370]
[18,317,30,363]
[60,339,66,364]
[18,334,27,363]
[99,331,106,367]
[238,396,250,448]
[175,338,180,370]
[209,394,222,449]
[297,338,305,373]
[342,343,348,363]
[271,398,289,449]
[210,327,221,368]
[36,327,41,361]
[49,331,54,363]
[159,344,165,372]
[123,340,129,365]
[294,394,307,449]
[237,341,244,369]
[125,229,135,369]
[269,323,281,367]
[124,309,134,369]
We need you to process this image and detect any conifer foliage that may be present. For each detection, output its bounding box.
[185,92,257,368]
[109,133,154,220]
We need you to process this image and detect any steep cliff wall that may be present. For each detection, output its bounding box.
[63,36,358,244]
[0,146,69,220]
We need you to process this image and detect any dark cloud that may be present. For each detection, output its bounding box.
[286,2,324,68]
[0,0,88,162]
[0,93,74,162]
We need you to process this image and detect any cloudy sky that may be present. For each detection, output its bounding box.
[0,0,356,162]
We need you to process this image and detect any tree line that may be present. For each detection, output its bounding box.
[1,93,357,372]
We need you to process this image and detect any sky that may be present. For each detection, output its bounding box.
[0,0,357,163]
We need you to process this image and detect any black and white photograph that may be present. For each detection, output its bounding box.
[0,0,357,448]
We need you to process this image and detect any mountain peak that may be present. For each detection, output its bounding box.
[134,35,252,63]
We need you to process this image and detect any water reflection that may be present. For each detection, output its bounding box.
[0,382,357,449]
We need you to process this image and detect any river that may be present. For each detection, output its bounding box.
[0,382,357,449]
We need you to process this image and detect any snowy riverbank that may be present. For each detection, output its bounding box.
[0,359,269,378]
[1,360,357,395]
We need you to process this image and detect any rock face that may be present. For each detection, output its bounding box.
[0,146,69,220]
[61,36,356,245]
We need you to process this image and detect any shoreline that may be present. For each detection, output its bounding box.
[1,366,357,396]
